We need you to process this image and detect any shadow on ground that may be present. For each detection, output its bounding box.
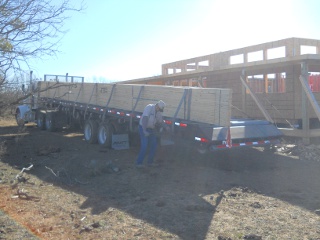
[1,124,320,239]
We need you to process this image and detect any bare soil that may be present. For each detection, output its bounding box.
[0,117,320,240]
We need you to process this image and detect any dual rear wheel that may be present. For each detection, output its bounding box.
[37,111,63,132]
[37,112,115,148]
[83,120,114,148]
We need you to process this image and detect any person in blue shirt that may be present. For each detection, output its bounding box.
[135,100,168,167]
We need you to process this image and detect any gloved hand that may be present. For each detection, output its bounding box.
[143,130,150,137]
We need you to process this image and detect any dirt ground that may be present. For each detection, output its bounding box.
[0,117,320,240]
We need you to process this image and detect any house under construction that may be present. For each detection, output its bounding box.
[120,37,320,143]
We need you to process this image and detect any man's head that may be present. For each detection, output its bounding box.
[156,100,166,112]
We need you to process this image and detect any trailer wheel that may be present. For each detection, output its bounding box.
[45,112,56,132]
[84,120,98,144]
[98,123,114,148]
[37,112,46,130]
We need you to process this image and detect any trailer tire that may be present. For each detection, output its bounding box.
[37,112,46,130]
[97,123,114,148]
[84,120,98,144]
[45,112,56,132]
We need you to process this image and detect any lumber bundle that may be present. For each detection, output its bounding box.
[37,81,232,126]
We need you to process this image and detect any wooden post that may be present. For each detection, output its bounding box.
[300,66,310,144]
[264,74,268,93]
[299,61,320,144]
[263,49,268,60]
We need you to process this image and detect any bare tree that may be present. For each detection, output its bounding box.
[0,0,84,113]
[0,0,84,83]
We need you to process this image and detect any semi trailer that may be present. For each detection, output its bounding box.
[16,74,283,153]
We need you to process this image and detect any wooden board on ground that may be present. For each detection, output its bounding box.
[37,81,232,126]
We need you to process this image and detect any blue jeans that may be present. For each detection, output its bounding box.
[135,125,158,165]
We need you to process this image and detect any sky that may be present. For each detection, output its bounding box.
[29,0,320,82]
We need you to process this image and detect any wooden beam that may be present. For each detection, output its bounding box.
[240,75,274,123]
[264,74,268,93]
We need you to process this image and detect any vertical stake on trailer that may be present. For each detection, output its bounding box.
[84,83,98,120]
[102,84,116,122]
[172,89,189,131]
[130,86,144,131]
[187,88,192,121]
[72,79,84,118]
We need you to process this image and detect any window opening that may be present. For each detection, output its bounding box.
[309,72,320,92]
[301,45,317,54]
[267,46,285,59]
[247,72,286,93]
[230,54,244,64]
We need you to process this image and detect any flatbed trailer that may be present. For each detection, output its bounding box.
[16,75,283,153]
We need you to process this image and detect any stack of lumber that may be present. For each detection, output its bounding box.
[37,81,232,126]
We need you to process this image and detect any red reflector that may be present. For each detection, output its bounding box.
[217,145,226,148]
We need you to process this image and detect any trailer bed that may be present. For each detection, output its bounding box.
[27,77,283,152]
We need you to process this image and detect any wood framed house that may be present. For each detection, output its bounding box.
[120,38,320,143]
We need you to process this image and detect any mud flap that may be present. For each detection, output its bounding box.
[112,134,130,150]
